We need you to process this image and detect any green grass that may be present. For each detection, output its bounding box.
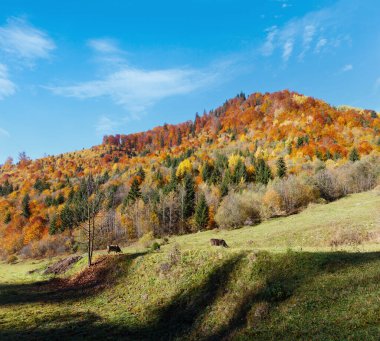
[0,190,379,340]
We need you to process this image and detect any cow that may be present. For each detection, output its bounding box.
[210,238,229,248]
[107,245,122,254]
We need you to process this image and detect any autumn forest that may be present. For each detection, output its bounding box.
[0,90,379,259]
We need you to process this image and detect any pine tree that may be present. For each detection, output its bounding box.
[49,215,58,235]
[4,212,11,224]
[126,178,141,205]
[232,158,247,184]
[183,174,195,219]
[276,157,287,178]
[136,166,146,181]
[60,203,75,231]
[255,158,272,184]
[349,147,360,162]
[22,194,31,218]
[195,193,209,230]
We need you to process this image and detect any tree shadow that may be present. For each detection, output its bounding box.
[205,251,380,341]
[0,252,147,306]
[0,253,244,341]
[1,251,379,340]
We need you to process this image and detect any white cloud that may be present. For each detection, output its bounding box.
[282,40,294,61]
[261,2,350,62]
[261,26,278,56]
[0,127,10,138]
[342,64,353,72]
[315,38,327,53]
[48,64,217,115]
[88,38,120,54]
[0,64,16,100]
[0,17,55,64]
[96,116,120,135]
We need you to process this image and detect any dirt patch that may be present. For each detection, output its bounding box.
[43,256,121,293]
[44,255,83,275]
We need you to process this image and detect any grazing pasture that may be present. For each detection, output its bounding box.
[0,190,379,340]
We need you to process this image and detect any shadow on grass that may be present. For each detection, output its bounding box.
[205,251,380,341]
[0,252,147,306]
[1,251,379,341]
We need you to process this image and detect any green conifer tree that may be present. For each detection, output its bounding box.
[349,147,360,162]
[195,193,209,230]
[183,174,195,219]
[255,158,272,184]
[126,178,142,205]
[22,194,31,218]
[276,157,287,178]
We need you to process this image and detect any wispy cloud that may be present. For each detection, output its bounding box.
[0,17,55,65]
[88,38,120,54]
[282,40,294,61]
[0,64,16,100]
[49,65,217,115]
[0,127,10,138]
[341,64,353,72]
[95,116,122,135]
[261,2,352,62]
[47,38,226,116]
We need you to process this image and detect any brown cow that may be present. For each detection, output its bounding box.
[210,238,229,248]
[107,245,122,254]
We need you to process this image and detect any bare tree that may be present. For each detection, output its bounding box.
[81,175,104,266]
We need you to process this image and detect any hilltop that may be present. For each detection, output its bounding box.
[0,90,379,258]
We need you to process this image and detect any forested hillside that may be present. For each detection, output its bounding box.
[0,90,379,259]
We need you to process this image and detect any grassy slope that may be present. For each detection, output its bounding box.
[0,191,379,340]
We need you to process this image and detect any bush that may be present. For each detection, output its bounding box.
[266,176,318,215]
[19,235,73,259]
[151,242,161,251]
[329,228,369,248]
[313,169,344,201]
[338,157,379,194]
[7,254,18,264]
[215,190,262,229]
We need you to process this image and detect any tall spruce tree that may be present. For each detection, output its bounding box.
[195,193,209,230]
[183,174,195,219]
[276,157,287,178]
[232,158,247,184]
[4,212,11,224]
[349,147,360,162]
[126,178,141,205]
[255,158,272,184]
[49,214,58,235]
[21,194,31,218]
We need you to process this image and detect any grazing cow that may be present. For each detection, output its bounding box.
[107,245,122,254]
[210,238,229,248]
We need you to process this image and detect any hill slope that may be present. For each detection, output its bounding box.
[0,90,379,257]
[0,190,379,340]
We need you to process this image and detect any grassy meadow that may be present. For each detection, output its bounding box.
[0,190,379,340]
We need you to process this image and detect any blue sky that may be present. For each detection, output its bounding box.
[0,0,379,163]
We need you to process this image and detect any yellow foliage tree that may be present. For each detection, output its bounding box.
[176,158,192,178]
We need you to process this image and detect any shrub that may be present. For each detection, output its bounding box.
[19,235,73,258]
[329,228,369,249]
[313,169,344,201]
[338,157,379,194]
[215,190,262,229]
[268,176,318,215]
[7,254,18,264]
[151,242,161,251]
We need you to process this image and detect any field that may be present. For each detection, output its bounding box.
[0,190,379,340]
